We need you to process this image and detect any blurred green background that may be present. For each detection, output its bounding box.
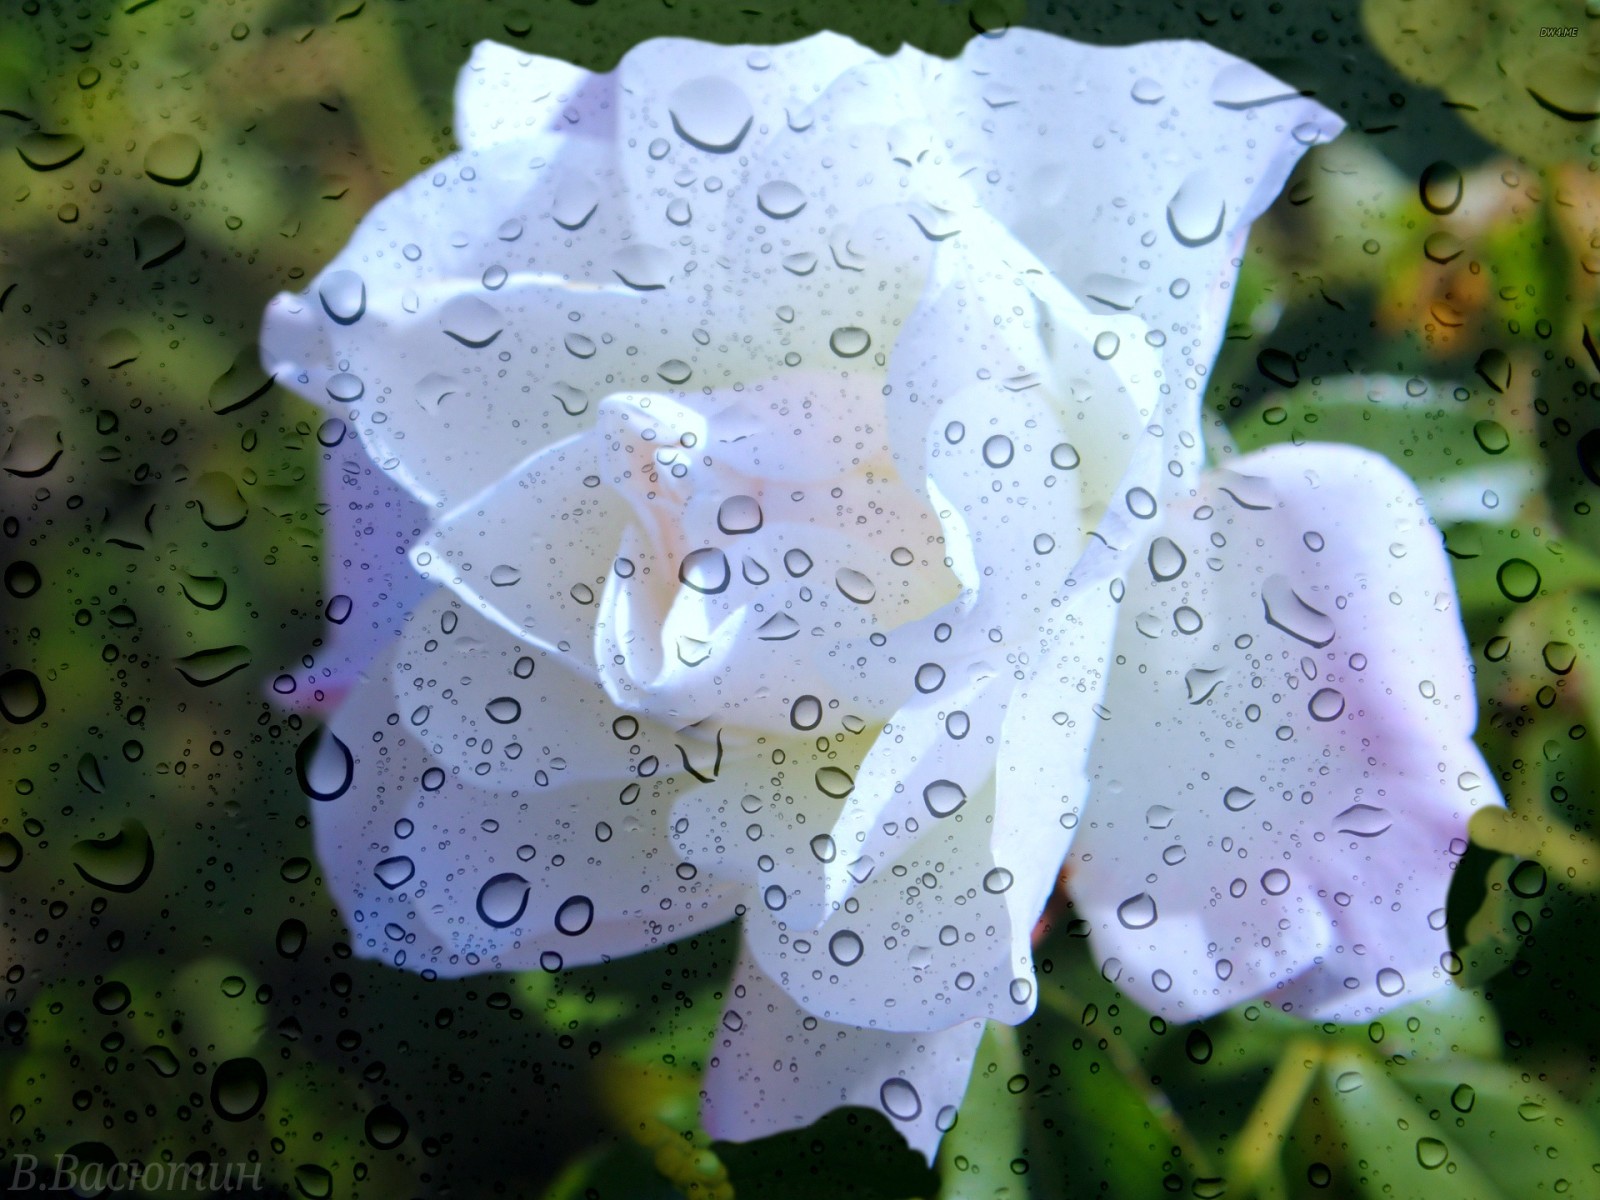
[1,0,1597,1196]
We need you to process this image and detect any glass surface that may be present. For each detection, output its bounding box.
[2,1,1597,1196]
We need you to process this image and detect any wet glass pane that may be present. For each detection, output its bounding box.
[2,1,1597,1196]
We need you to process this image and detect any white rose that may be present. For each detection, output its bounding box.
[261,29,1500,1159]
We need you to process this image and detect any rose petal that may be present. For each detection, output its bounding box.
[1070,444,1500,1019]
[916,32,1343,428]
[317,588,739,975]
[703,941,984,1165]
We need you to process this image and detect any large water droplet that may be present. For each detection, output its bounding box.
[828,929,864,965]
[18,131,84,170]
[815,766,855,799]
[296,726,353,801]
[1223,786,1256,812]
[829,326,871,358]
[1148,537,1186,582]
[668,77,753,153]
[485,696,522,724]
[879,1077,922,1120]
[1496,558,1540,602]
[790,695,823,730]
[1418,161,1463,215]
[756,180,806,219]
[1308,687,1345,721]
[924,779,967,818]
[1262,576,1335,647]
[144,133,202,185]
[717,495,763,534]
[679,547,731,594]
[551,179,600,229]
[210,1057,268,1122]
[555,894,595,936]
[72,820,155,893]
[318,270,367,325]
[835,568,876,604]
[1116,892,1158,929]
[1333,803,1392,837]
[1167,171,1226,246]
[0,668,45,723]
[476,873,531,928]
[374,856,415,890]
[1375,967,1405,997]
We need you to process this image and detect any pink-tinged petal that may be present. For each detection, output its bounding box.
[312,588,738,976]
[1071,444,1500,1020]
[702,941,984,1165]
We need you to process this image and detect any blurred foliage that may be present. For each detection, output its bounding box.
[0,0,1596,1196]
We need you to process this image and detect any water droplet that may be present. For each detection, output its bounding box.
[0,668,45,723]
[983,867,1014,893]
[680,547,731,594]
[668,76,753,153]
[1117,892,1158,929]
[1223,786,1256,812]
[1375,967,1405,997]
[1050,443,1080,471]
[143,133,202,185]
[1418,161,1462,214]
[982,434,1014,468]
[1262,576,1335,647]
[485,696,522,724]
[132,215,185,269]
[783,548,813,577]
[555,894,595,936]
[1496,558,1540,602]
[489,564,522,587]
[72,820,155,893]
[1131,77,1165,104]
[1414,1137,1447,1171]
[810,834,837,862]
[1167,171,1226,246]
[1148,537,1186,582]
[1092,331,1120,359]
[756,180,806,218]
[790,695,823,730]
[658,359,692,386]
[18,131,84,170]
[374,856,415,890]
[210,1057,268,1122]
[366,1104,409,1150]
[1125,487,1157,518]
[1257,348,1299,388]
[318,270,366,325]
[1475,348,1511,394]
[828,930,864,965]
[1186,1029,1213,1064]
[296,726,353,801]
[1509,859,1547,898]
[914,663,945,693]
[829,326,871,358]
[1450,1083,1476,1112]
[441,296,504,348]
[476,873,530,928]
[551,180,600,230]
[815,766,855,799]
[1331,803,1392,838]
[717,495,763,534]
[1261,868,1291,895]
[1145,805,1175,830]
[1308,687,1345,721]
[1472,419,1509,455]
[923,779,967,818]
[836,568,876,603]
[880,1077,922,1120]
